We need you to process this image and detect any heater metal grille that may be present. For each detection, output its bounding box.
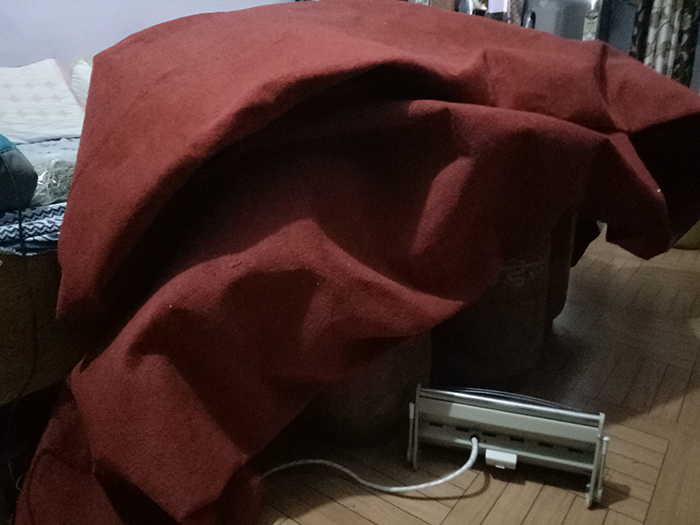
[408,386,609,507]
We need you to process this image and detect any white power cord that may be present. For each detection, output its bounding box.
[263,436,479,494]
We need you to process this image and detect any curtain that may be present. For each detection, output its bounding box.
[630,0,700,86]
[507,0,525,25]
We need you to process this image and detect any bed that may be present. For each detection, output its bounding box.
[0,58,91,406]
[7,1,700,524]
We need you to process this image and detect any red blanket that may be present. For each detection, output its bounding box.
[17,0,700,523]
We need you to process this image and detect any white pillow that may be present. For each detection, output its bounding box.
[0,59,85,144]
[70,58,92,108]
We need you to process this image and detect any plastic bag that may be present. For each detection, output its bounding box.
[17,138,79,207]
[31,158,76,206]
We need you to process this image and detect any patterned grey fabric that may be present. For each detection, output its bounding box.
[0,202,65,255]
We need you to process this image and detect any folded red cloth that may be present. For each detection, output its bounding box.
[16,0,700,523]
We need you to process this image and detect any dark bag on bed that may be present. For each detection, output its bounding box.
[0,134,37,213]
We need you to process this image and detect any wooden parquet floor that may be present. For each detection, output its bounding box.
[259,235,700,525]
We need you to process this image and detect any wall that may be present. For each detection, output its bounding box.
[530,0,700,93]
[606,0,636,53]
[0,0,291,67]
[529,0,592,40]
[2,0,699,90]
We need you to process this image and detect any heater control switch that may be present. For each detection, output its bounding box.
[485,449,518,470]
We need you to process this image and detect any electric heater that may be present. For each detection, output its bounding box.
[408,386,609,506]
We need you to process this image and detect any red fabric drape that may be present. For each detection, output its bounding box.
[16,1,700,523]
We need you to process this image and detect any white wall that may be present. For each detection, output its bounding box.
[4,0,699,90]
[0,0,291,67]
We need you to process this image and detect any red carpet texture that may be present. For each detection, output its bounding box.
[16,0,700,523]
